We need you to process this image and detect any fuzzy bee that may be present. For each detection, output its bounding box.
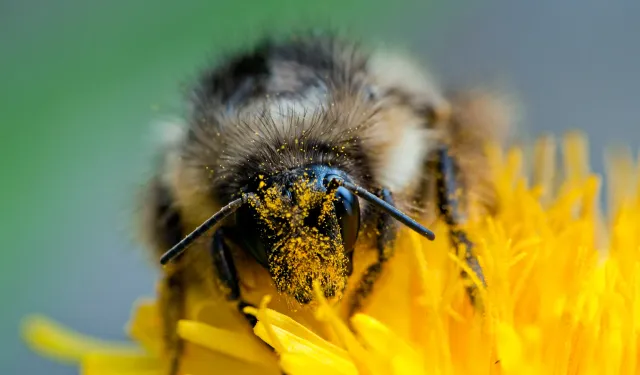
[137,33,512,374]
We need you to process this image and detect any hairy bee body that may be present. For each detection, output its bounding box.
[137,33,512,374]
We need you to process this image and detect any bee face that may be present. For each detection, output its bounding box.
[232,164,360,303]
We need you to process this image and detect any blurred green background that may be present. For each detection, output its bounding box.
[1,0,639,373]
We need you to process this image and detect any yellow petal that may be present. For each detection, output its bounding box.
[253,321,357,372]
[82,367,159,375]
[81,353,161,375]
[312,282,383,375]
[126,298,163,356]
[350,314,424,375]
[177,319,278,368]
[244,305,349,359]
[21,315,142,364]
[280,352,357,375]
[495,322,523,371]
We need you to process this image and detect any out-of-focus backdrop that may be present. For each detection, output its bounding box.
[1,0,638,373]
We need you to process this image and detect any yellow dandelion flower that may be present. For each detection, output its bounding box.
[22,131,640,374]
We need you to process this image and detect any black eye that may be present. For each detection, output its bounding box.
[333,186,360,253]
[233,204,270,268]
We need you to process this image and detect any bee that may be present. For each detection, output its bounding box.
[137,32,512,374]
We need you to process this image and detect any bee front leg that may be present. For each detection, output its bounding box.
[349,188,397,317]
[211,229,257,326]
[435,147,486,305]
[158,271,185,375]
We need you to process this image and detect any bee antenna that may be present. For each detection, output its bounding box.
[330,179,436,241]
[159,194,254,265]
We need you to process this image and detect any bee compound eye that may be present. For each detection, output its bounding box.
[233,204,270,269]
[333,186,360,253]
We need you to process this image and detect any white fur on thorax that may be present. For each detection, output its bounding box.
[367,49,446,108]
[378,123,433,193]
[366,49,445,193]
[266,85,329,128]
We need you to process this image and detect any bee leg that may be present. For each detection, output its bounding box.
[151,183,186,375]
[349,188,397,317]
[212,230,283,359]
[158,271,185,375]
[211,228,258,327]
[435,147,486,305]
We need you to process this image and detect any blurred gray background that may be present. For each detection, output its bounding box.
[1,0,638,373]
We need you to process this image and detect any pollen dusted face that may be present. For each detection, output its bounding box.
[245,176,349,304]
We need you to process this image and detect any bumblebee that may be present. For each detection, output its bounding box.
[137,33,512,374]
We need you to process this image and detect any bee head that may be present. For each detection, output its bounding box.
[159,165,434,305]
[234,164,360,304]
